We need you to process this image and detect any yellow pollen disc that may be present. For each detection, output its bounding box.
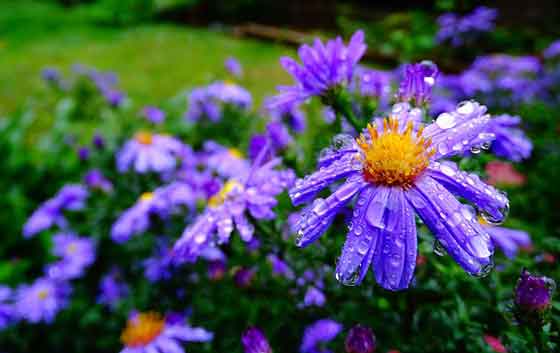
[66,243,77,254]
[140,192,154,202]
[478,215,489,226]
[135,132,153,145]
[120,312,165,348]
[228,148,243,159]
[356,117,434,188]
[208,180,243,207]
[224,79,235,86]
[37,289,49,300]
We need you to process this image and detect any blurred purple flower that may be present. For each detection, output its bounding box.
[103,89,125,107]
[397,61,439,106]
[78,146,90,161]
[345,325,376,353]
[98,269,129,309]
[84,169,113,193]
[436,7,497,47]
[487,115,532,162]
[225,57,243,77]
[23,184,89,238]
[242,327,272,353]
[46,233,96,280]
[15,277,70,324]
[267,254,295,280]
[142,106,166,124]
[0,286,15,329]
[92,133,105,150]
[300,319,342,353]
[186,81,252,122]
[303,286,326,307]
[543,40,560,59]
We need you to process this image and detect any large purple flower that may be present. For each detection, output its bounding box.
[486,114,532,162]
[15,277,70,324]
[268,30,366,110]
[290,101,509,290]
[117,132,186,174]
[46,233,96,280]
[172,148,295,263]
[119,312,213,353]
[111,182,196,243]
[300,319,342,353]
[23,184,89,238]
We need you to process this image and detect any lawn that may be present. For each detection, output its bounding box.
[0,1,293,116]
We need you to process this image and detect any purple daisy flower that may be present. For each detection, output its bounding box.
[116,132,186,174]
[397,61,439,106]
[186,81,252,122]
[0,286,15,329]
[290,101,508,290]
[46,233,96,280]
[303,286,326,308]
[119,312,213,353]
[15,277,70,324]
[111,182,196,243]
[268,30,366,110]
[486,114,532,162]
[98,268,129,309]
[300,319,342,353]
[84,169,113,193]
[142,106,166,124]
[172,147,295,263]
[242,327,272,353]
[479,217,531,259]
[23,184,89,238]
[225,56,243,77]
[267,254,295,280]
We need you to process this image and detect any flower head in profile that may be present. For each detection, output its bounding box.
[397,61,439,106]
[300,319,342,353]
[268,30,366,110]
[290,101,508,290]
[46,233,96,280]
[225,56,243,77]
[486,115,532,162]
[481,219,531,259]
[172,145,295,263]
[513,269,554,326]
[23,184,89,238]
[142,106,166,124]
[116,132,186,174]
[15,277,70,324]
[186,81,252,122]
[111,182,196,243]
[119,312,213,353]
[242,327,272,353]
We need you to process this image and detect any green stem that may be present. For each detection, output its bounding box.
[337,103,363,132]
[531,326,546,353]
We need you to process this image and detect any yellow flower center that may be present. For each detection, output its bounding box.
[120,312,165,348]
[140,192,154,202]
[37,289,49,300]
[478,215,489,226]
[224,79,235,86]
[357,117,434,188]
[66,243,77,254]
[228,148,243,159]
[135,132,153,145]
[208,180,243,207]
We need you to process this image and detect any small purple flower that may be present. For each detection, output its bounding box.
[486,115,532,162]
[290,101,507,290]
[485,224,531,259]
[111,182,195,243]
[98,269,129,308]
[0,286,15,329]
[103,89,125,107]
[172,147,294,263]
[242,327,272,353]
[436,7,497,47]
[23,184,89,238]
[84,169,113,192]
[303,286,326,307]
[264,100,307,133]
[186,81,252,122]
[233,267,256,288]
[42,67,61,84]
[268,30,366,110]
[92,133,105,150]
[301,319,342,353]
[345,325,376,353]
[397,61,439,106]
[116,132,186,174]
[515,269,554,312]
[15,277,70,324]
[77,146,90,161]
[267,254,295,280]
[543,40,560,59]
[225,57,243,77]
[201,141,251,179]
[46,233,96,280]
[119,312,213,353]
[143,106,166,124]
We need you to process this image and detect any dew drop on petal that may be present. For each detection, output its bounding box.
[433,239,447,257]
[435,113,456,129]
[457,100,475,115]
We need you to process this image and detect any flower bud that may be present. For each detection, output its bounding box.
[513,269,555,326]
[242,327,272,353]
[345,325,376,353]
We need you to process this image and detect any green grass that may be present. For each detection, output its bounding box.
[0,1,293,116]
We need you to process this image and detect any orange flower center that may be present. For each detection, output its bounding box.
[140,192,154,202]
[208,180,243,207]
[120,312,165,348]
[228,148,243,159]
[37,289,49,300]
[135,132,153,145]
[357,117,434,188]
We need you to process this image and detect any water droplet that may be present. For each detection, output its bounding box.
[470,146,481,154]
[332,134,354,151]
[437,143,449,155]
[440,163,455,177]
[424,76,435,86]
[335,264,362,286]
[471,259,494,278]
[433,239,447,256]
[436,113,456,129]
[481,141,491,150]
[456,100,475,115]
[479,201,509,225]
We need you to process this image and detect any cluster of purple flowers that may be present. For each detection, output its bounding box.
[436,6,498,46]
[186,81,252,122]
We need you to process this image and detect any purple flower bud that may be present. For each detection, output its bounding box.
[208,260,227,281]
[78,146,90,161]
[225,57,243,78]
[142,106,166,124]
[397,61,439,106]
[103,89,124,107]
[515,269,553,312]
[242,327,272,353]
[42,67,60,84]
[345,325,376,353]
[233,267,255,288]
[92,133,105,150]
[84,169,113,193]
